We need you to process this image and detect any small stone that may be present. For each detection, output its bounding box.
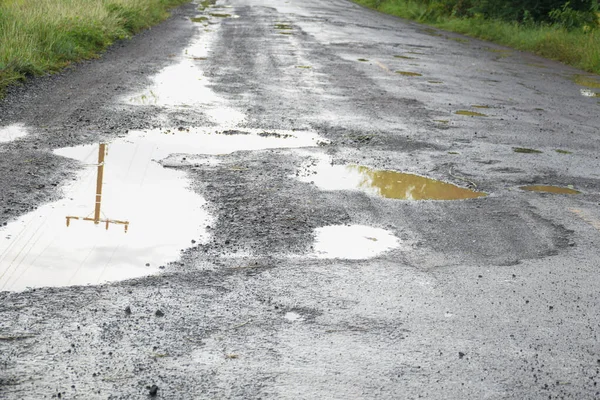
[145,263,150,267]
[149,385,159,396]
[155,310,164,317]
[458,352,465,359]
[125,306,131,315]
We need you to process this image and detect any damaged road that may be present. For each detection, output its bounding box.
[1,0,600,398]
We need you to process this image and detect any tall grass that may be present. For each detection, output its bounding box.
[354,0,600,74]
[0,0,188,94]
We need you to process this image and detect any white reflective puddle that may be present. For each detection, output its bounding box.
[0,128,326,291]
[125,30,245,127]
[312,225,399,259]
[0,123,28,143]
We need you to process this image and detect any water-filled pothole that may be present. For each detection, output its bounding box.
[296,156,485,200]
[455,110,487,117]
[0,129,327,291]
[396,71,422,77]
[572,74,600,89]
[513,147,542,154]
[0,124,28,143]
[520,185,580,194]
[313,225,400,259]
[580,89,600,98]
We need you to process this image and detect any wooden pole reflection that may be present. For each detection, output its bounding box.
[66,143,129,232]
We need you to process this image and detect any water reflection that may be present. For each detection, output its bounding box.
[297,156,485,200]
[0,128,327,291]
[0,123,28,143]
[65,143,129,232]
[313,225,399,259]
[520,185,580,195]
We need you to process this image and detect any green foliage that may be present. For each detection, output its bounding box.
[548,1,599,29]
[353,0,600,74]
[0,0,187,96]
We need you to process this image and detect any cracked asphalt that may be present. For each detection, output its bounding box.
[1,0,600,398]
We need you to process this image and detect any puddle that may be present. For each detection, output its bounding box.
[209,13,231,18]
[513,147,542,154]
[422,28,442,37]
[284,312,304,322]
[126,55,245,126]
[472,105,490,109]
[455,110,487,117]
[396,71,422,77]
[274,24,292,30]
[358,58,369,62]
[296,65,311,69]
[191,16,208,23]
[394,55,416,59]
[520,185,580,195]
[0,124,28,143]
[279,32,293,35]
[580,89,600,97]
[434,119,449,124]
[198,0,216,10]
[296,156,485,200]
[313,225,399,259]
[486,48,512,58]
[0,129,327,291]
[428,80,443,84]
[555,149,572,154]
[572,74,600,89]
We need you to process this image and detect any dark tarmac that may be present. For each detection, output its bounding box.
[1,0,599,398]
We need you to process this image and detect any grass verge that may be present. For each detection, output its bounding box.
[352,0,600,75]
[0,0,189,96]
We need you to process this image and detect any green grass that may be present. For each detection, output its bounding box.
[0,0,189,95]
[353,0,600,75]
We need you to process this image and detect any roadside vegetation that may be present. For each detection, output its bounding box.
[0,0,188,96]
[353,0,600,74]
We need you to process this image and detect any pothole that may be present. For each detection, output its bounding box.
[312,225,399,259]
[520,185,580,195]
[396,71,422,76]
[513,147,542,154]
[455,110,487,117]
[572,74,600,89]
[0,124,28,143]
[284,311,304,322]
[580,89,600,98]
[0,128,327,291]
[296,156,486,200]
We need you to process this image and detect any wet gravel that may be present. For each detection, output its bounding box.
[1,0,600,398]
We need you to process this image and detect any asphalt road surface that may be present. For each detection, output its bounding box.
[1,0,600,398]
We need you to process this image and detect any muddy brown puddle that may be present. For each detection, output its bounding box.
[0,129,327,291]
[296,155,485,200]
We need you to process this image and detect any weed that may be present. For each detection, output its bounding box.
[352,0,600,75]
[0,0,188,96]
